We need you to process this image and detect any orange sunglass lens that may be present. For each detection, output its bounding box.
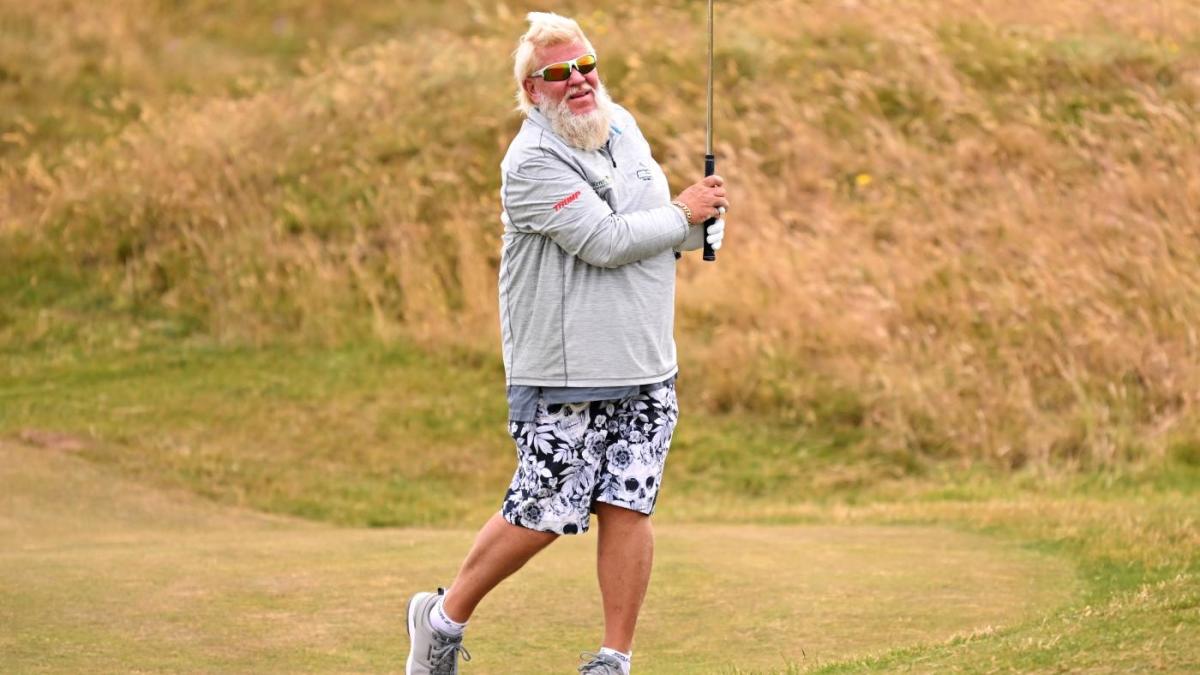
[542,64,572,81]
[576,54,597,74]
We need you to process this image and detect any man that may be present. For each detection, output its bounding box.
[406,12,729,674]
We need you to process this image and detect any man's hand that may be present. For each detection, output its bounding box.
[674,175,729,225]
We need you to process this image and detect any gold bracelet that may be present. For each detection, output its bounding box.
[671,200,695,225]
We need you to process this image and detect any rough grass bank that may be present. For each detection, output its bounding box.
[3,3,1200,464]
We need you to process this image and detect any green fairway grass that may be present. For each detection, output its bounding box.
[2,344,1196,672]
[2,440,1078,674]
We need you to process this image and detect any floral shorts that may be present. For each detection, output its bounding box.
[501,383,679,535]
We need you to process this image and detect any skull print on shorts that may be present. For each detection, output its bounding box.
[501,383,679,535]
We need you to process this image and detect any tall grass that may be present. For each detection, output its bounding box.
[0,0,483,163]
[3,0,1199,468]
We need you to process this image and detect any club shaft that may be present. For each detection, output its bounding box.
[702,0,717,262]
[706,0,714,155]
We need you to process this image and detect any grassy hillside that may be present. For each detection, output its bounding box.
[4,1,1200,467]
[0,0,486,162]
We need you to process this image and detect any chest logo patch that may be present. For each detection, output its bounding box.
[554,191,582,212]
[636,169,653,181]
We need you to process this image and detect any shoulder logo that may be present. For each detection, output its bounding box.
[554,191,582,212]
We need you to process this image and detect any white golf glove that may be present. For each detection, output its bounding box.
[706,216,725,251]
[677,208,726,252]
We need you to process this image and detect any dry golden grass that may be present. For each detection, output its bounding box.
[4,0,1199,467]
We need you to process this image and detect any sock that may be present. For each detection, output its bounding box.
[599,647,632,674]
[428,595,468,637]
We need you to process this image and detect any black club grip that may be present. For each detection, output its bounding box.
[703,154,717,262]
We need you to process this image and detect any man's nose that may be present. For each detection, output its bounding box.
[567,67,586,85]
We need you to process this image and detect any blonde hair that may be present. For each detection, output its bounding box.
[512,12,595,114]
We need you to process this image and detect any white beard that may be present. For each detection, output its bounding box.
[541,82,615,152]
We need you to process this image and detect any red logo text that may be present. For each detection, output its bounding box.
[554,191,582,212]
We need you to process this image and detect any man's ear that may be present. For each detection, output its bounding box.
[522,78,539,105]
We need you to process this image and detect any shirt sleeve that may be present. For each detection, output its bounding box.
[675,222,708,252]
[502,154,688,269]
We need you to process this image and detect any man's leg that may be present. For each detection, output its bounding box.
[595,502,654,653]
[441,512,559,622]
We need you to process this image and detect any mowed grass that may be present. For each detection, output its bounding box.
[2,341,1198,671]
[2,440,1079,674]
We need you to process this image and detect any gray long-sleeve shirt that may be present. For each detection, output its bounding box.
[499,104,702,418]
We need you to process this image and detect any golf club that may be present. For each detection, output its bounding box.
[702,0,717,262]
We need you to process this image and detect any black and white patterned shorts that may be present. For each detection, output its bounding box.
[501,383,679,535]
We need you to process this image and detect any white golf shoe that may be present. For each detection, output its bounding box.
[405,588,471,674]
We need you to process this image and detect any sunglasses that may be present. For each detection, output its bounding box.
[529,53,598,82]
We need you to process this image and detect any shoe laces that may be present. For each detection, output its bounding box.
[429,631,471,675]
[577,651,624,674]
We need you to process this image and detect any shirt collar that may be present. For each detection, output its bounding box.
[527,107,553,132]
